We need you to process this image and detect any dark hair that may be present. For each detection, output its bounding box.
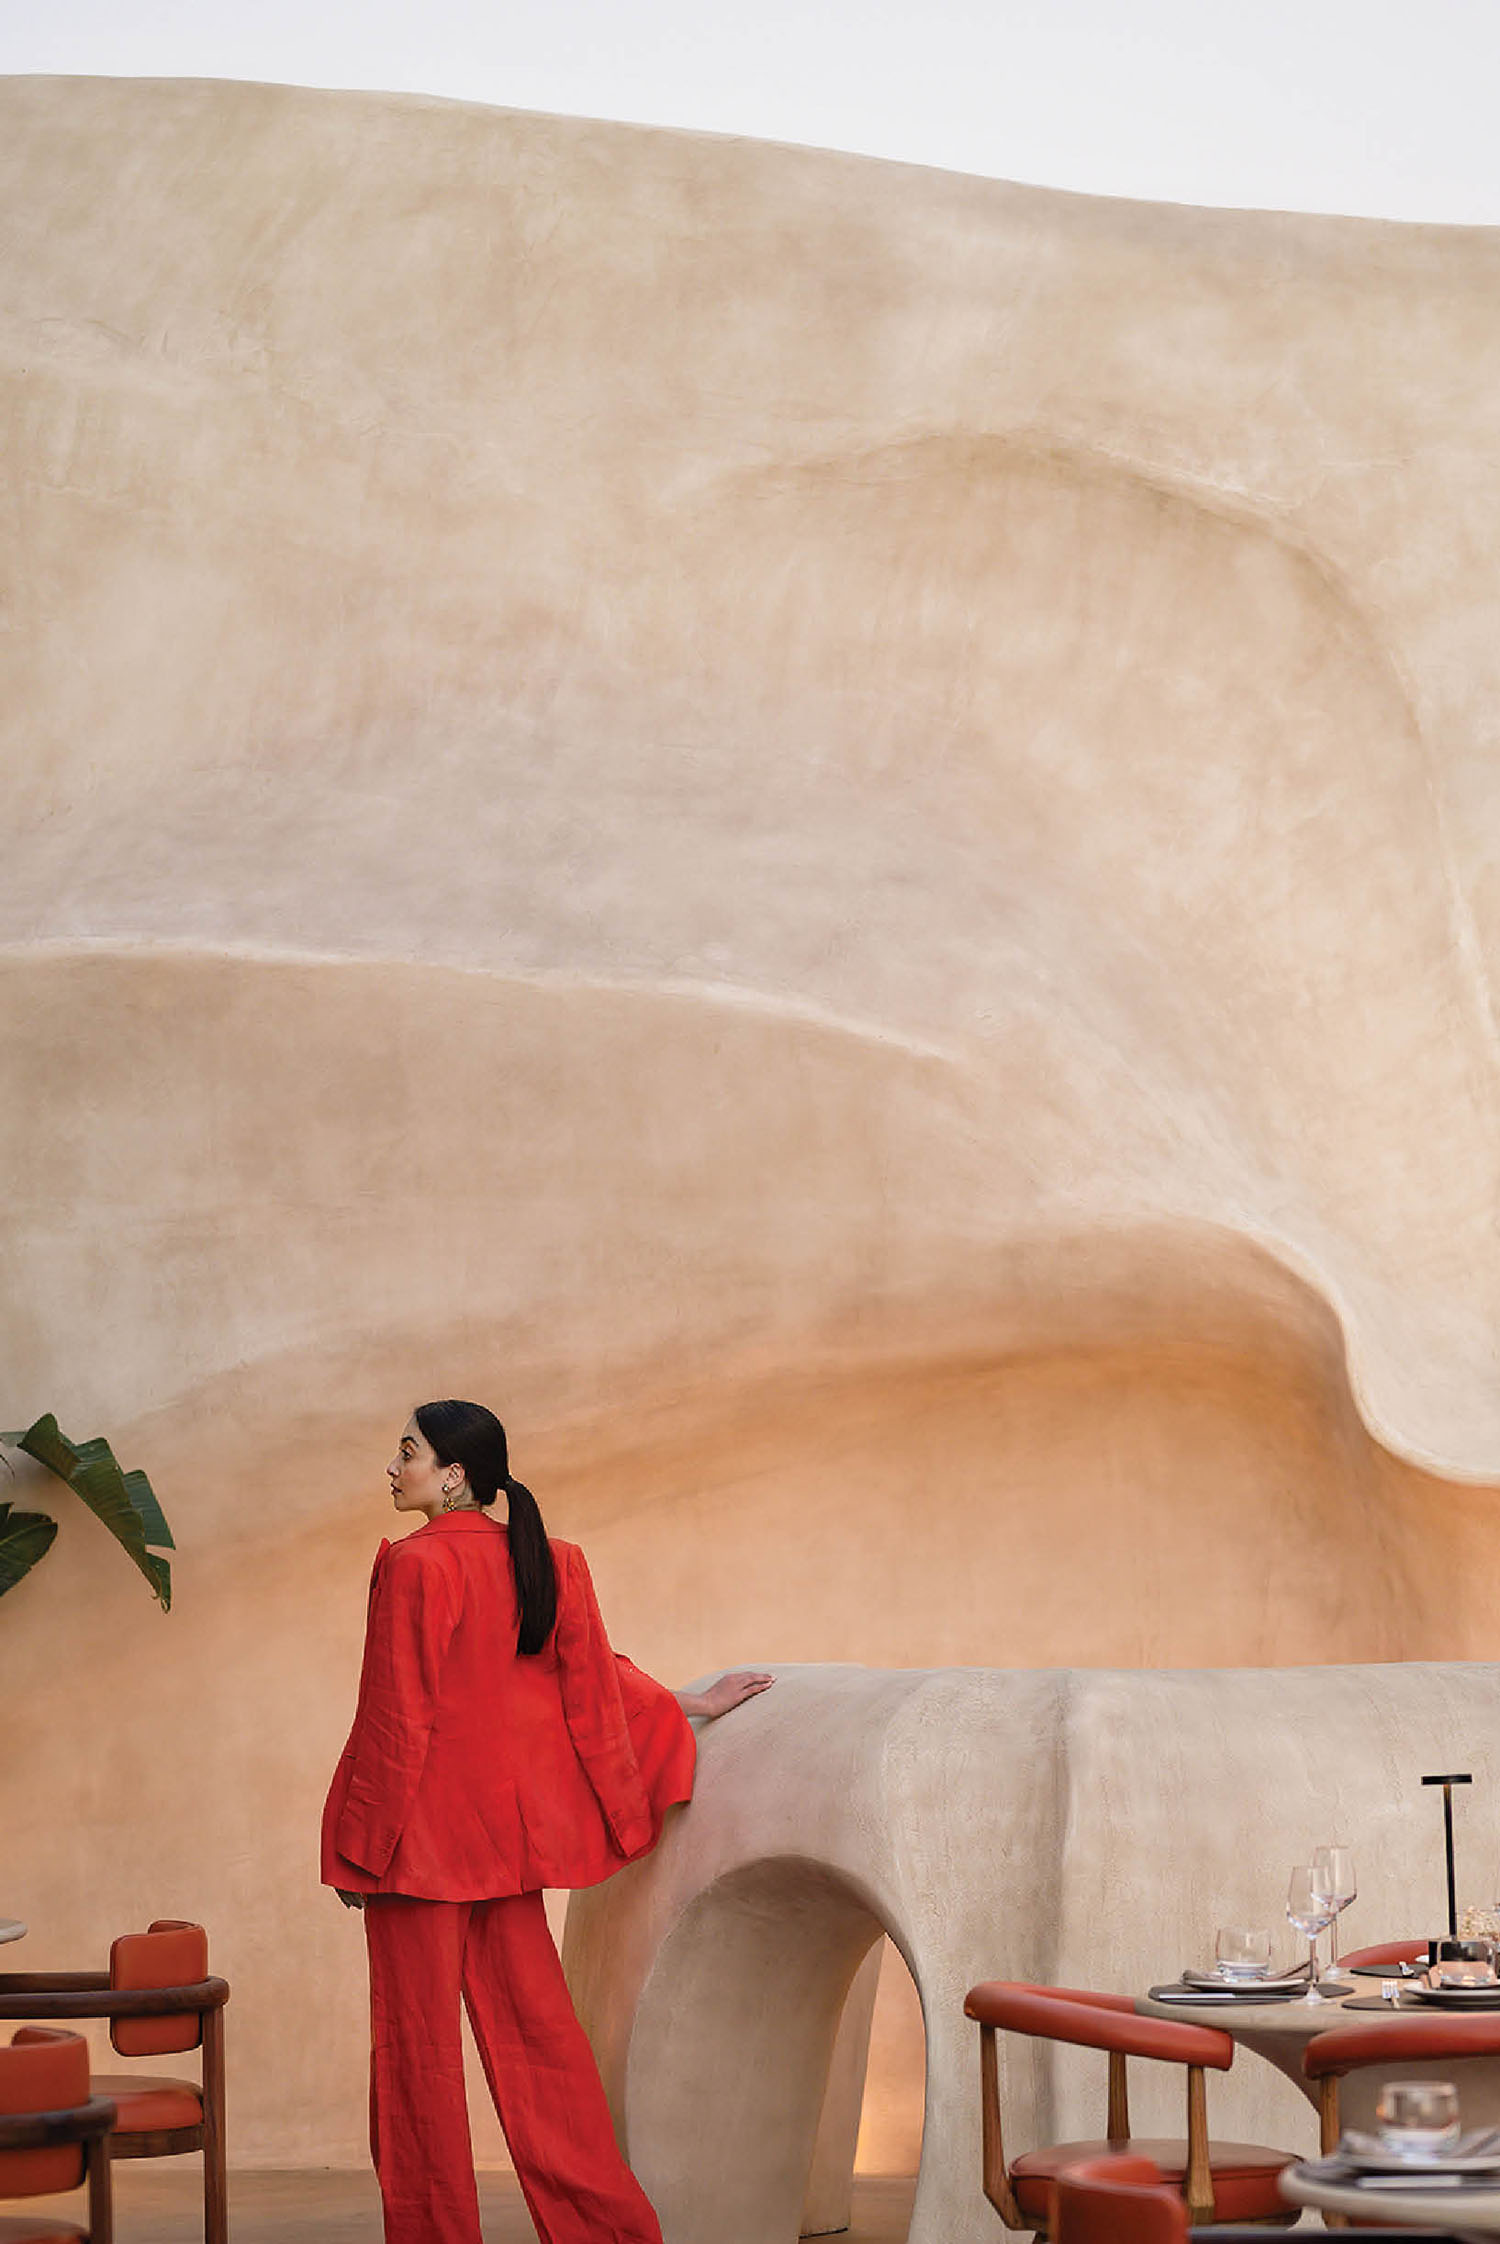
[413,1400,557,1655]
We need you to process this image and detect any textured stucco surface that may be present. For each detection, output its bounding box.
[3,74,1500,2173]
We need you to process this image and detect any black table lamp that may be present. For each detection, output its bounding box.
[1422,1772,1473,1938]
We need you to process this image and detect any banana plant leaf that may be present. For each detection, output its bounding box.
[0,1503,58,1597]
[0,1415,173,1609]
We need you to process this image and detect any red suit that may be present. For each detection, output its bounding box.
[321,1511,696,2244]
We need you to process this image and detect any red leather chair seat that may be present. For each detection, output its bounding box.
[1012,2138,1293,2223]
[0,2221,87,2243]
[90,2073,202,2131]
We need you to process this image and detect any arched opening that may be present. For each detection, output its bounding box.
[624,1856,898,2244]
[848,1936,925,2237]
[799,1932,927,2239]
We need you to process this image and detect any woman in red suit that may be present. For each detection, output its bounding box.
[321,1398,771,2244]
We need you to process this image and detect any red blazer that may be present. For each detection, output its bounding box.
[320,1511,696,1900]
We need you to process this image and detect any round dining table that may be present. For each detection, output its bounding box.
[1136,1984,1500,2134]
[1282,2156,1500,2233]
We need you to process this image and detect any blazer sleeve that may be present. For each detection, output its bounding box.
[334,1540,462,1876]
[554,1543,656,1858]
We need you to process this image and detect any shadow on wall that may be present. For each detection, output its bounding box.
[5,946,1497,1686]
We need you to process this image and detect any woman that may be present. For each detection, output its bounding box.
[321,1399,771,2244]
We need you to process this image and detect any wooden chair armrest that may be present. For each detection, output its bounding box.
[0,1972,110,1993]
[0,1975,230,2020]
[964,1983,1233,2069]
[0,2096,117,2149]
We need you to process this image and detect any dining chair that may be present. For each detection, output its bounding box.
[0,1921,228,2244]
[1303,2014,1500,2153]
[0,2024,116,2243]
[1337,1943,1428,1971]
[963,1982,1299,2233]
[1051,2152,1462,2244]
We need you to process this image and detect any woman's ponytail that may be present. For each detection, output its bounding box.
[413,1399,558,1655]
[503,1475,558,1655]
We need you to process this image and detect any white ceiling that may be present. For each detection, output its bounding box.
[3,0,1499,225]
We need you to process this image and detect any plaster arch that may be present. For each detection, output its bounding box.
[624,1858,890,2243]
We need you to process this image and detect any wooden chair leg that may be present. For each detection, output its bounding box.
[1316,2073,1351,2228]
[86,2131,113,2244]
[203,2004,228,2244]
[1183,2064,1215,2227]
[978,2021,1028,2231]
[1106,2049,1131,2144]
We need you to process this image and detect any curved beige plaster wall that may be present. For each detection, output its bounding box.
[3,75,1500,2169]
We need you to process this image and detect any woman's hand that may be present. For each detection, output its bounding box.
[676,1670,774,1721]
[336,1888,366,1910]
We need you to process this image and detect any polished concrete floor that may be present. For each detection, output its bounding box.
[4,2165,918,2241]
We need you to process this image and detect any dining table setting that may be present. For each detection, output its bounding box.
[1135,1784,1500,2232]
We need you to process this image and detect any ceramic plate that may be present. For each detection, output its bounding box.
[1148,1981,1309,2005]
[1182,1966,1307,1991]
[1338,2127,1500,2176]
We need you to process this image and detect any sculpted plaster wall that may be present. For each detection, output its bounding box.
[2,75,1500,2172]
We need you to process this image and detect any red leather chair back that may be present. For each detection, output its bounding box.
[0,2026,91,2198]
[964,1982,1235,2070]
[1306,2015,1500,2079]
[111,1918,208,2057]
[1053,2154,1189,2244]
[1338,1941,1428,1970]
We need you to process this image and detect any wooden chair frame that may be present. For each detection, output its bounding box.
[977,2018,1218,2233]
[0,2091,117,2244]
[968,1983,1302,2238]
[0,1974,229,2244]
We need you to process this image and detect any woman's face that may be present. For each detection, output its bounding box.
[387,1417,461,1519]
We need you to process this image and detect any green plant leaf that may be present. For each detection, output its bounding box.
[0,1502,58,1598]
[122,1468,174,1551]
[0,1416,173,1610]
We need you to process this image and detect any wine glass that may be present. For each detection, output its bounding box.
[1312,1846,1357,1981]
[1287,1866,1337,2002]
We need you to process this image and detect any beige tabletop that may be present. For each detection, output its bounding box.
[1136,1986,1500,2134]
[1282,2156,1500,2232]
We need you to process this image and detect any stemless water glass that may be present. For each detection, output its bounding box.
[1435,1937,1496,1986]
[1375,2079,1461,2158]
[1312,1845,1357,1979]
[1287,1866,1337,2002]
[1215,1927,1273,1980]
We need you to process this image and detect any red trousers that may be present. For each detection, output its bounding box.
[364,1892,663,2244]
